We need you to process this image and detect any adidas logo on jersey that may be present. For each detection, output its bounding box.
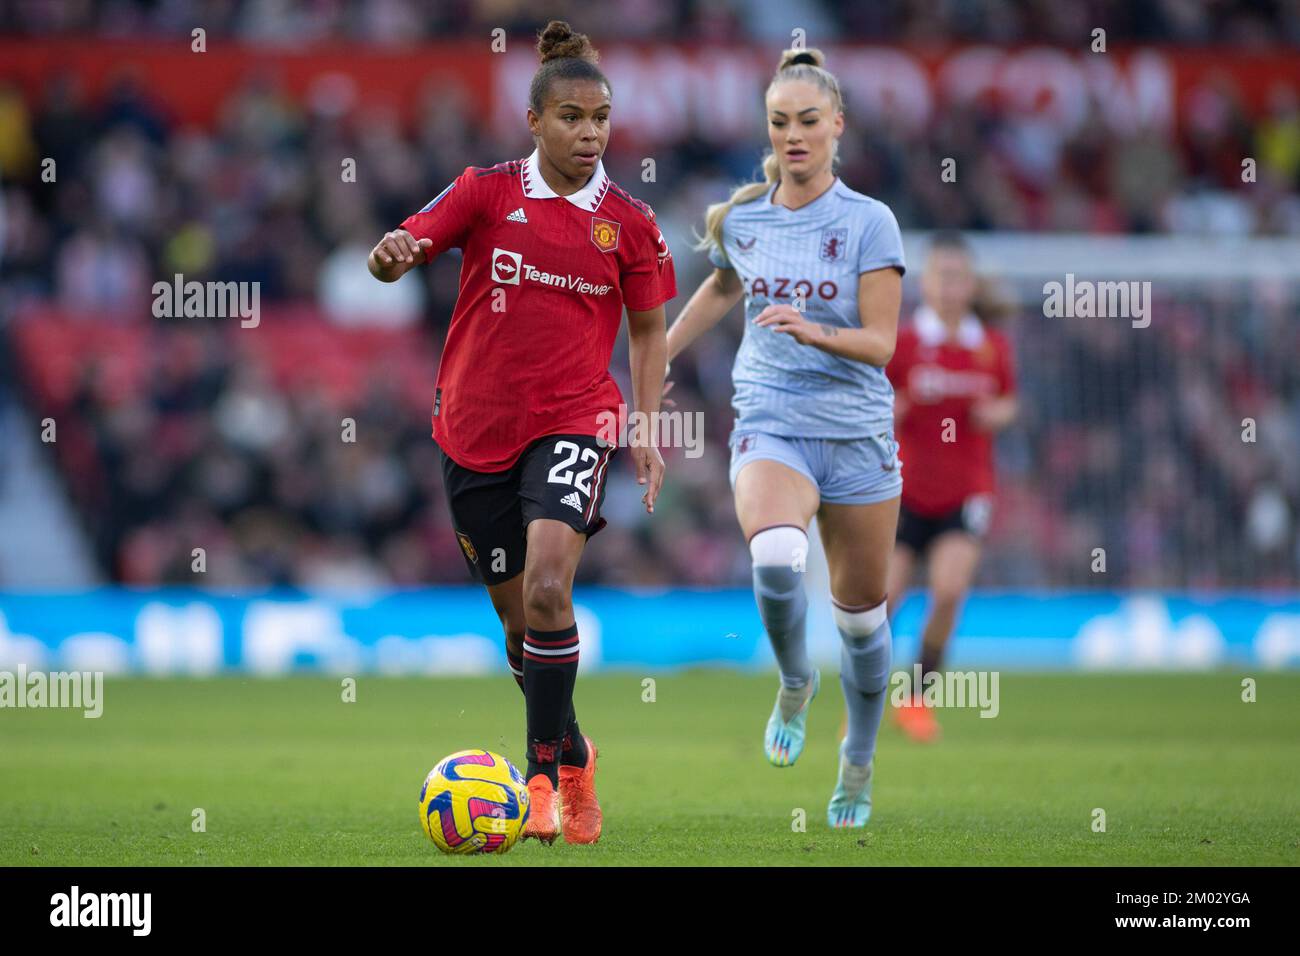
[560,491,583,512]
[505,207,528,223]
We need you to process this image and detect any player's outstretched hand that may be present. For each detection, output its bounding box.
[631,443,665,514]
[369,229,433,281]
[661,379,677,409]
[971,397,1014,432]
[753,303,819,345]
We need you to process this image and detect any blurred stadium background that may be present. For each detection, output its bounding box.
[1,0,1299,676]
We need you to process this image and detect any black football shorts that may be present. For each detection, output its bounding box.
[438,433,617,586]
[895,495,993,555]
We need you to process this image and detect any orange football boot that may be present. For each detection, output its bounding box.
[893,698,941,743]
[557,735,602,845]
[522,773,560,844]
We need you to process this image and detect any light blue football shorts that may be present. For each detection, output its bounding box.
[727,428,903,506]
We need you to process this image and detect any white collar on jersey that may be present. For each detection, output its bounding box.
[914,304,986,348]
[520,149,611,211]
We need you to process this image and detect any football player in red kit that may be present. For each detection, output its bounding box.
[885,232,1017,742]
[367,21,676,844]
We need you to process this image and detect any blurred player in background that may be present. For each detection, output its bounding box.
[886,232,1018,742]
[667,49,904,827]
[368,21,675,844]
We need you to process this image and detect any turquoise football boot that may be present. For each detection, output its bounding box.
[763,669,819,767]
[827,741,874,828]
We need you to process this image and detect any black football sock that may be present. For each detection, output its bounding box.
[523,623,579,787]
[517,643,586,768]
[560,705,588,768]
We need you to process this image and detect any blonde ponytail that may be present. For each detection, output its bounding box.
[695,152,780,254]
[694,47,844,258]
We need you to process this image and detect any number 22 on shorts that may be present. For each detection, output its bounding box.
[547,440,600,496]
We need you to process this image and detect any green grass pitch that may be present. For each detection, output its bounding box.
[2,672,1297,866]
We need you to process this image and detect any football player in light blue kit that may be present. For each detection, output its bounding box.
[666,47,905,827]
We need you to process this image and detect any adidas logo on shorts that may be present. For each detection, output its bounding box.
[560,491,582,512]
[505,207,528,223]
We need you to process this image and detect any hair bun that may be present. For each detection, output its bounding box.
[779,48,825,70]
[537,19,599,64]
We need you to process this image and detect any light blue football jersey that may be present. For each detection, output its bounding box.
[708,179,905,438]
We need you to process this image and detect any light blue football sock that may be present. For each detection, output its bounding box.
[836,600,892,767]
[750,527,814,713]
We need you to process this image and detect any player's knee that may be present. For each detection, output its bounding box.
[523,576,571,624]
[827,564,886,610]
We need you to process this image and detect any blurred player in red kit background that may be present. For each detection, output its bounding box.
[886,232,1018,742]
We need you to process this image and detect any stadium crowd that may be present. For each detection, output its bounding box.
[4,0,1300,46]
[0,4,1297,589]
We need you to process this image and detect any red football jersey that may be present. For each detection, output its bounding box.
[399,150,677,472]
[887,307,1016,516]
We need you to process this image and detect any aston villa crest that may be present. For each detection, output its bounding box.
[820,228,847,262]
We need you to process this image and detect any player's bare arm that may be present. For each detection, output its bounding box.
[627,304,668,513]
[752,266,901,366]
[368,228,433,282]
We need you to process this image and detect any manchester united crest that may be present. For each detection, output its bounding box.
[456,531,478,564]
[591,217,620,253]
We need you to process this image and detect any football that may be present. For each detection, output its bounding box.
[418,749,530,854]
